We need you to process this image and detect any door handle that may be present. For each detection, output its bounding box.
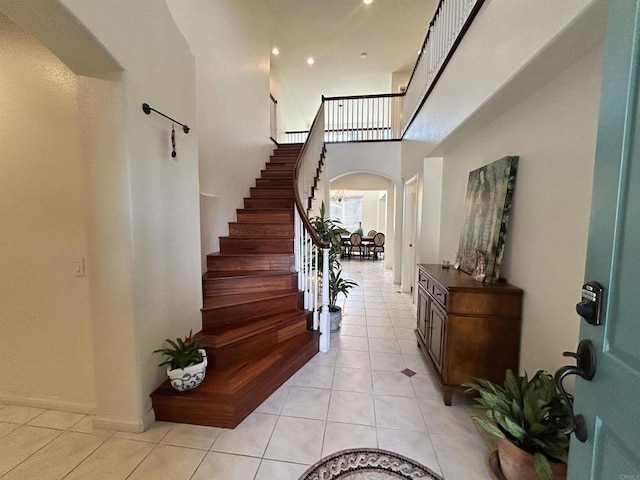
[554,339,597,443]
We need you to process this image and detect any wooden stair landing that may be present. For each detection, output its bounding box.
[150,143,317,428]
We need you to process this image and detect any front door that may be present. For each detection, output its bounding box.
[567,1,640,478]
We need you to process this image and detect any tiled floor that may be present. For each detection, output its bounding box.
[0,260,493,480]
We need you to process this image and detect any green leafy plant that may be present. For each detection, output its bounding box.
[328,267,358,311]
[153,330,205,370]
[309,201,359,307]
[464,370,570,480]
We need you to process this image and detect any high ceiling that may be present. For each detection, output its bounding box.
[265,0,438,130]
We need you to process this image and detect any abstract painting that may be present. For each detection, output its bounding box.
[455,156,518,283]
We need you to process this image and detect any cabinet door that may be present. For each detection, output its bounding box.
[427,301,446,374]
[416,285,429,342]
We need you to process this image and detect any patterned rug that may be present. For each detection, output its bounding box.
[298,448,443,480]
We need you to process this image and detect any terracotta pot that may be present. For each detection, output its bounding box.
[497,439,567,480]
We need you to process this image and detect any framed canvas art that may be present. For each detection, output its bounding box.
[455,156,518,282]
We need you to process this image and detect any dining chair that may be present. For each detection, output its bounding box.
[348,232,365,259]
[367,232,385,260]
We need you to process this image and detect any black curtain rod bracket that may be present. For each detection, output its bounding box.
[142,103,190,133]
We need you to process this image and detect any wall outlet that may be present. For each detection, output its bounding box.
[74,258,85,277]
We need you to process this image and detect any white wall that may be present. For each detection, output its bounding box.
[404,0,602,150]
[167,0,273,270]
[437,45,604,376]
[0,14,96,411]
[1,0,202,431]
[327,142,401,272]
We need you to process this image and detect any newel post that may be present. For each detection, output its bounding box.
[319,247,330,353]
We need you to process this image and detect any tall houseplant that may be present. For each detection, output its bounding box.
[464,370,570,480]
[310,202,358,330]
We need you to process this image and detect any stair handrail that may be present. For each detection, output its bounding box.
[293,100,331,353]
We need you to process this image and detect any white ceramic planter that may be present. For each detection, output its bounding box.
[329,307,342,331]
[167,349,208,391]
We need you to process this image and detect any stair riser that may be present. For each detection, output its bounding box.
[256,178,293,187]
[243,198,293,209]
[203,274,297,296]
[265,163,295,171]
[261,169,294,178]
[202,294,299,330]
[236,211,293,223]
[250,188,294,198]
[220,237,293,254]
[270,154,298,160]
[207,253,294,272]
[228,223,294,237]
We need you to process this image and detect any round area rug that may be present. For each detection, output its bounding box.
[298,448,443,480]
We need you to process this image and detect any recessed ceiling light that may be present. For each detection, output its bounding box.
[363,0,373,4]
[360,52,368,59]
[307,57,315,65]
[271,47,280,56]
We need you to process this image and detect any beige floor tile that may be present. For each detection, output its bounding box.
[411,374,441,399]
[3,431,106,480]
[292,364,334,389]
[377,427,441,473]
[255,384,291,415]
[342,314,367,325]
[281,386,330,420]
[403,354,430,374]
[369,352,406,372]
[394,327,418,339]
[160,423,222,450]
[334,335,369,352]
[306,349,339,366]
[369,337,401,354]
[0,405,45,424]
[191,452,260,480]
[255,459,309,480]
[69,416,114,437]
[366,317,393,328]
[327,390,375,426]
[332,367,372,393]
[398,338,423,355]
[263,416,324,464]
[418,398,478,437]
[339,324,368,337]
[113,421,173,443]
[373,395,426,432]
[0,421,20,440]
[390,317,416,329]
[322,422,377,456]
[58,437,153,480]
[27,410,86,430]
[127,444,206,480]
[431,433,491,480]
[0,425,61,476]
[367,326,396,338]
[335,350,371,370]
[211,412,277,457]
[372,371,415,397]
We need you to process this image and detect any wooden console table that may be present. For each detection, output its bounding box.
[415,264,523,405]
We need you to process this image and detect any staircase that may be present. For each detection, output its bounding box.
[150,143,319,428]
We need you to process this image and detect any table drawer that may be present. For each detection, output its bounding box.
[431,282,448,308]
[418,269,430,290]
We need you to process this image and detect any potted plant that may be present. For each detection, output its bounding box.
[464,370,570,480]
[153,330,208,392]
[310,202,358,330]
[328,266,358,330]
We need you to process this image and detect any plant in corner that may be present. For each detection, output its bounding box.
[464,370,570,480]
[153,330,208,392]
[310,201,358,330]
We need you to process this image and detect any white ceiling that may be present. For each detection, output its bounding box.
[265,0,438,129]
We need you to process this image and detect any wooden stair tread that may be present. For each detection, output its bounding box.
[153,331,317,397]
[202,290,298,310]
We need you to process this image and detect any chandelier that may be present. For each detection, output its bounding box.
[331,189,349,202]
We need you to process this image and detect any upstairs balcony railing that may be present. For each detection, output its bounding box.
[276,0,484,145]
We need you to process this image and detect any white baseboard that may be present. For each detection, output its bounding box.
[93,408,156,433]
